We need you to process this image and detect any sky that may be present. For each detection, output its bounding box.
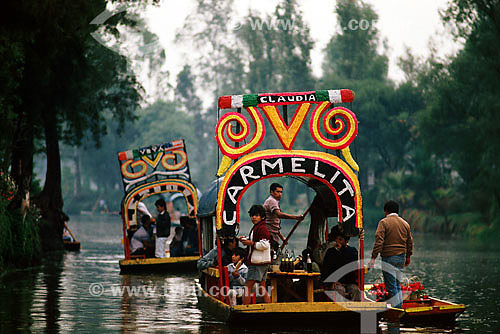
[143,0,461,95]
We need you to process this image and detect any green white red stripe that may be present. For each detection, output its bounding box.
[218,89,355,109]
[118,150,138,161]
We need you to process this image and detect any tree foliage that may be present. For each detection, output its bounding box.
[418,0,500,230]
[0,1,142,251]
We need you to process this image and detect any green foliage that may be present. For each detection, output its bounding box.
[1,1,143,250]
[322,0,388,82]
[0,174,41,270]
[417,0,500,230]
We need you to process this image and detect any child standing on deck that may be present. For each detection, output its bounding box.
[240,205,271,304]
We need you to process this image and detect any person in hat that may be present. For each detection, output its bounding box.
[320,225,361,301]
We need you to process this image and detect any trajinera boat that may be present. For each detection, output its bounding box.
[117,139,200,273]
[195,89,388,328]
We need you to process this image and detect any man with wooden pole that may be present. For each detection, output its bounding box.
[263,182,304,254]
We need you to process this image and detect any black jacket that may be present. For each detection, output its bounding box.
[321,245,358,285]
[156,211,171,238]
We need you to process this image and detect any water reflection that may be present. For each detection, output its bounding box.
[41,252,64,333]
[0,216,499,333]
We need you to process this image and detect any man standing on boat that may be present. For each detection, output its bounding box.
[154,199,171,258]
[369,200,413,308]
[263,183,304,253]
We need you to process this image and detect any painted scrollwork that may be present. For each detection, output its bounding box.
[310,102,358,150]
[215,106,265,159]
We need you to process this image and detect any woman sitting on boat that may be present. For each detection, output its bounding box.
[130,215,155,257]
[197,236,238,270]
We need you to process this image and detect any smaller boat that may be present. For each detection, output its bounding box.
[63,223,80,251]
[392,297,465,324]
[117,139,201,273]
[366,279,465,324]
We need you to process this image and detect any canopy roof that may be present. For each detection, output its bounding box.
[197,178,223,218]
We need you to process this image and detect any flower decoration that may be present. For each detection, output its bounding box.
[368,278,427,302]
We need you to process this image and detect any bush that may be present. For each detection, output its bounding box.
[0,173,41,271]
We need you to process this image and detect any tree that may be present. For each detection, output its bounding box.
[1,1,142,250]
[322,0,388,82]
[418,0,500,227]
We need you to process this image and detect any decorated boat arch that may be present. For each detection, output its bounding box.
[196,89,390,326]
[213,90,362,239]
[118,139,201,273]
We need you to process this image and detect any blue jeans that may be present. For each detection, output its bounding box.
[381,253,405,308]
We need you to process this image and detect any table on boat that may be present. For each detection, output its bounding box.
[267,271,321,303]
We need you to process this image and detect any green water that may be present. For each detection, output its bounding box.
[0,215,499,333]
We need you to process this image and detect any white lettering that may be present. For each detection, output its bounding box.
[261,158,283,175]
[342,205,356,222]
[223,211,237,225]
[260,96,267,103]
[277,96,286,103]
[329,170,341,183]
[337,179,354,197]
[296,95,303,102]
[269,96,276,103]
[313,161,326,178]
[227,186,244,204]
[291,158,306,173]
[240,166,260,185]
[309,94,316,101]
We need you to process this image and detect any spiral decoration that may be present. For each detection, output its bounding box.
[310,102,358,150]
[121,160,148,179]
[215,106,265,160]
[161,150,187,170]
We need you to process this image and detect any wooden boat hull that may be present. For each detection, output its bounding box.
[119,256,199,274]
[196,282,388,326]
[381,297,465,324]
[63,241,80,251]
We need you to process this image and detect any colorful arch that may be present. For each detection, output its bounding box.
[215,149,362,235]
[122,179,199,229]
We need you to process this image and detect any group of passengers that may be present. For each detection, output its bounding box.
[196,182,360,305]
[197,182,413,307]
[129,198,198,258]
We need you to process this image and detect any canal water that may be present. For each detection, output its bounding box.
[1,215,499,333]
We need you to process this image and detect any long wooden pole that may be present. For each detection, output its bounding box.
[64,222,77,242]
[359,229,365,301]
[278,205,312,254]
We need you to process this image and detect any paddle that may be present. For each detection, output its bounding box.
[276,204,312,257]
[64,222,78,242]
